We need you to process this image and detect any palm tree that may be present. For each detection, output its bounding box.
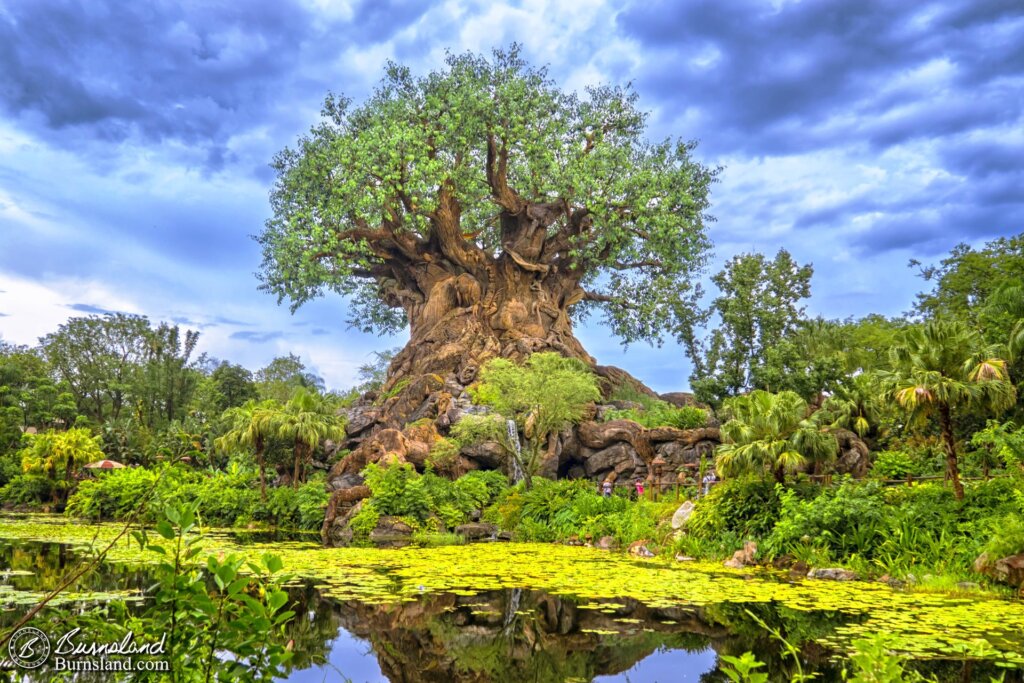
[216,399,278,501]
[715,390,838,484]
[820,372,885,440]
[21,427,104,504]
[980,282,1024,362]
[273,388,346,488]
[881,320,1017,500]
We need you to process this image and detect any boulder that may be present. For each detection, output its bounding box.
[582,442,644,479]
[454,523,498,540]
[596,536,617,550]
[724,541,757,569]
[321,499,364,547]
[833,429,870,477]
[628,540,656,558]
[327,472,365,493]
[976,552,1024,592]
[646,426,720,444]
[344,406,382,436]
[578,420,646,450]
[461,441,507,469]
[671,501,696,530]
[369,516,415,543]
[659,392,702,407]
[807,567,858,581]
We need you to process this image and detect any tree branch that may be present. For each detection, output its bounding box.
[486,134,521,211]
[430,181,489,276]
[583,290,618,304]
[610,259,665,271]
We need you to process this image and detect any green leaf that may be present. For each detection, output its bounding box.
[155,520,175,540]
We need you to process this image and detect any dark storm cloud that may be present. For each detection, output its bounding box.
[791,167,1023,256]
[619,0,1024,256]
[67,303,125,315]
[620,0,1024,154]
[230,330,284,343]
[0,0,429,169]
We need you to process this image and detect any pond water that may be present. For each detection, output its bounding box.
[1,514,1023,682]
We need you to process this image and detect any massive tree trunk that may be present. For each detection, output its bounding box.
[376,253,594,427]
[349,183,626,430]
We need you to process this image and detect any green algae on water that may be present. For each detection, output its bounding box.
[0,513,1022,668]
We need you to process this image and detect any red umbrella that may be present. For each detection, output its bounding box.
[84,459,126,470]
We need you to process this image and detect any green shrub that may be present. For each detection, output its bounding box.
[349,502,381,538]
[0,474,54,506]
[605,401,707,430]
[870,451,919,480]
[66,467,160,519]
[0,450,23,488]
[64,464,324,530]
[361,463,508,529]
[362,462,433,521]
[764,479,887,559]
[260,477,329,530]
[483,478,674,545]
[982,513,1024,560]
[688,477,795,541]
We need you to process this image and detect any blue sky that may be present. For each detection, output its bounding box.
[0,0,1021,392]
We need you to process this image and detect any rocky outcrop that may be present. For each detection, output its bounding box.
[627,540,656,558]
[807,567,858,581]
[567,420,719,485]
[454,522,498,540]
[724,541,758,569]
[322,424,463,546]
[833,429,870,477]
[370,516,416,545]
[659,392,704,408]
[975,552,1024,594]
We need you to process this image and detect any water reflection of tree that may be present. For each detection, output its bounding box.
[319,589,723,683]
[276,583,346,673]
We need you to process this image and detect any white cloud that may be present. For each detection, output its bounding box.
[0,272,141,345]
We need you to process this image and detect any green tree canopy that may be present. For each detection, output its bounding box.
[257,47,715,347]
[39,314,201,428]
[256,354,325,402]
[209,362,260,412]
[689,249,813,406]
[0,343,76,434]
[41,314,151,423]
[911,233,1024,330]
[716,390,837,484]
[472,352,600,487]
[216,398,280,500]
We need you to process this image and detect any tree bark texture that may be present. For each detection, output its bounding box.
[939,403,965,500]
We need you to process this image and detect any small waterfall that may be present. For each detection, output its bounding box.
[506,419,525,484]
[503,587,522,631]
